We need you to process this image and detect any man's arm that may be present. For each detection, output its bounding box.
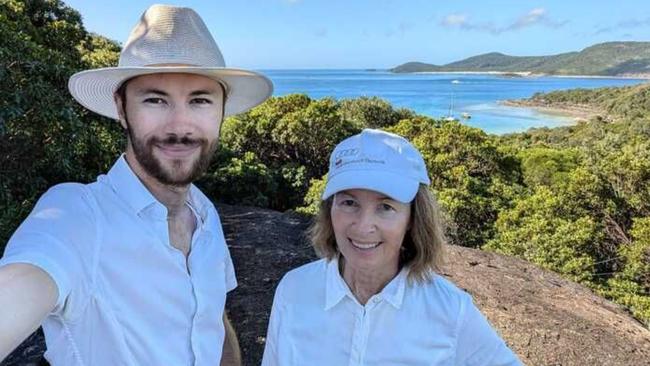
[0,263,58,362]
[220,313,242,366]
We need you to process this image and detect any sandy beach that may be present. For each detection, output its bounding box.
[499,99,609,122]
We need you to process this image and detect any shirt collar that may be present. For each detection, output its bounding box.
[325,257,348,310]
[106,155,159,215]
[105,155,210,223]
[324,256,408,311]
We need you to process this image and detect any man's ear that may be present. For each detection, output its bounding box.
[114,93,128,130]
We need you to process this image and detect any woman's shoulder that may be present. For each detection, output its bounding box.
[412,272,474,309]
[282,258,328,280]
[275,259,329,297]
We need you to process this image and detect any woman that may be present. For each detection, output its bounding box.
[262,129,521,365]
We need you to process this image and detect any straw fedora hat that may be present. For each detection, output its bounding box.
[68,4,273,120]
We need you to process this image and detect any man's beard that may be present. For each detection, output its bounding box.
[126,125,218,186]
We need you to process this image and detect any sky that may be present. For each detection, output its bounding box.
[63,0,650,69]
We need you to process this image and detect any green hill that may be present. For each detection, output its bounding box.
[391,42,650,76]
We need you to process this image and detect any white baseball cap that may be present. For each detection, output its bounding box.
[322,129,430,203]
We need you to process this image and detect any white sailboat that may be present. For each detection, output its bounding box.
[445,80,460,121]
[446,80,471,120]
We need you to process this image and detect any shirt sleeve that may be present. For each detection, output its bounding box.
[455,293,523,366]
[261,279,285,366]
[0,183,96,316]
[224,243,237,292]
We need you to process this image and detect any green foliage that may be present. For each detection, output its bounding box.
[601,217,650,326]
[296,175,327,215]
[214,94,363,210]
[624,218,650,288]
[338,96,414,128]
[1,0,122,248]
[485,186,599,282]
[389,118,522,247]
[524,83,650,122]
[518,147,581,188]
[200,150,277,207]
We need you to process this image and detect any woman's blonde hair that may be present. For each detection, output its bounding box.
[309,184,446,283]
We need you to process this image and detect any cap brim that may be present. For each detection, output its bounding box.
[68,66,273,120]
[322,170,420,203]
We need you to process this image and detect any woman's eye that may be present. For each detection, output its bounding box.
[341,199,356,206]
[380,203,396,212]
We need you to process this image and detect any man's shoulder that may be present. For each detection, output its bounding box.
[20,182,100,232]
[38,182,95,209]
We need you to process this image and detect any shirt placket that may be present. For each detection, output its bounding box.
[188,224,206,365]
[349,298,377,366]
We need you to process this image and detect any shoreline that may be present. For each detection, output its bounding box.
[406,70,650,80]
[500,99,609,122]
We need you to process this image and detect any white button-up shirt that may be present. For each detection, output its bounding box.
[262,258,521,366]
[1,156,237,366]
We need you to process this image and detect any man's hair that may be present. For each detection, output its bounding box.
[114,76,228,122]
[309,184,446,283]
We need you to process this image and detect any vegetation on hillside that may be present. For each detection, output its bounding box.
[391,41,650,76]
[522,83,650,122]
[2,0,648,326]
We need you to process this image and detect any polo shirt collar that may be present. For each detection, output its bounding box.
[324,256,408,310]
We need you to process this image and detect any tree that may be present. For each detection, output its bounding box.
[390,119,522,247]
[1,0,122,248]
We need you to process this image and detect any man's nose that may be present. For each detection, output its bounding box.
[165,104,194,135]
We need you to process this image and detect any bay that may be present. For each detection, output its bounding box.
[262,69,648,134]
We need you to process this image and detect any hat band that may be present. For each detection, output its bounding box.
[146,63,200,67]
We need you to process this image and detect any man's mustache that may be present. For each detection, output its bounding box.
[150,135,207,146]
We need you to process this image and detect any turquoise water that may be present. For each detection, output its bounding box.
[263,70,648,134]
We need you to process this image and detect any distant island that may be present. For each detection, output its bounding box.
[390,41,650,78]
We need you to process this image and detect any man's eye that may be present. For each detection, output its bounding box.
[341,199,356,206]
[191,98,212,104]
[143,98,166,104]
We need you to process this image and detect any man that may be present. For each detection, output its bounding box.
[0,4,272,365]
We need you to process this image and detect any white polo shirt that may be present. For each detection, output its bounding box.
[262,258,521,366]
[0,156,237,366]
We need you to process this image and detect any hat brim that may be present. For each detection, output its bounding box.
[68,66,273,120]
[322,170,420,203]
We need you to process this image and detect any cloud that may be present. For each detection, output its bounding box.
[594,16,650,35]
[440,8,567,35]
[441,13,468,27]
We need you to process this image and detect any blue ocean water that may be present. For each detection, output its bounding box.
[262,69,648,134]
